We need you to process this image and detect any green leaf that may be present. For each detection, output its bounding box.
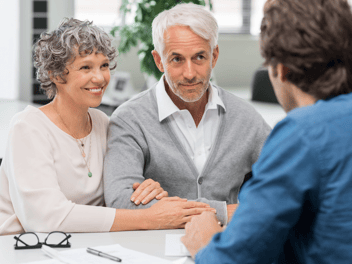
[110,26,120,37]
[136,6,143,22]
[209,0,213,10]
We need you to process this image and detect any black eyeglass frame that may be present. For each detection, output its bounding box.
[14,231,71,250]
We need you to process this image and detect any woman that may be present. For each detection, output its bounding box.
[0,18,214,235]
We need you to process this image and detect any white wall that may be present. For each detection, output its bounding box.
[17,0,75,102]
[0,0,74,102]
[18,0,33,102]
[48,0,75,31]
[0,0,20,99]
[214,34,264,88]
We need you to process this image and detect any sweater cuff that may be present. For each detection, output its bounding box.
[207,200,227,226]
[195,198,227,226]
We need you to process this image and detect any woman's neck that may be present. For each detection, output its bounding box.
[50,96,91,139]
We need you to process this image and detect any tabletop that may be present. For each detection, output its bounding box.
[0,229,194,264]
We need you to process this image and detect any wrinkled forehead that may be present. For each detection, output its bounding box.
[162,26,211,56]
[163,25,209,43]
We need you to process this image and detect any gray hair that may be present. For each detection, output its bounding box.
[33,18,118,99]
[152,3,218,57]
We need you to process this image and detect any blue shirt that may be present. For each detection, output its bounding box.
[196,92,352,264]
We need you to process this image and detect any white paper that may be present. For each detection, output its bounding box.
[172,257,189,264]
[165,234,191,257]
[25,244,173,264]
[41,245,80,264]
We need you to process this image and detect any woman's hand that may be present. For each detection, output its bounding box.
[130,179,168,205]
[145,197,217,229]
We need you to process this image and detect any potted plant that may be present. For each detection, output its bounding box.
[110,0,213,82]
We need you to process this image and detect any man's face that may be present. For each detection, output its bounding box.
[153,26,219,103]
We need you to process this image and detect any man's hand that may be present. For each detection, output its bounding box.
[145,197,217,229]
[130,179,168,205]
[181,211,223,258]
[227,203,239,222]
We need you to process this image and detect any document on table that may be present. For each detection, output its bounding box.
[25,244,173,264]
[165,234,191,257]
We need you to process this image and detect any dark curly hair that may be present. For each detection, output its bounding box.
[260,0,352,100]
[33,18,118,99]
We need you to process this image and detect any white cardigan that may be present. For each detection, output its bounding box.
[0,106,115,235]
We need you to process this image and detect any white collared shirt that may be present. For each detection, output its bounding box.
[156,77,226,174]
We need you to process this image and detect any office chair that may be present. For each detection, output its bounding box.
[251,67,279,104]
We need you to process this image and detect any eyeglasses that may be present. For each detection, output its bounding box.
[14,231,71,250]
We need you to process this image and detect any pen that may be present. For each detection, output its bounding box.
[87,247,122,262]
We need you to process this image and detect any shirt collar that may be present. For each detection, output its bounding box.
[156,75,226,122]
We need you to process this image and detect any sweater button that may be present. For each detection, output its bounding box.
[198,177,203,184]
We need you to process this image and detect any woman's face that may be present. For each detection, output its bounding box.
[55,50,111,109]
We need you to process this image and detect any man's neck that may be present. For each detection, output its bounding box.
[285,83,317,113]
[164,80,209,127]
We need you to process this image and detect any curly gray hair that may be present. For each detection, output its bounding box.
[33,18,118,99]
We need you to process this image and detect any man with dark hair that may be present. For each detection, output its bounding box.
[181,0,352,263]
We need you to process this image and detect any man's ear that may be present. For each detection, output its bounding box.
[151,50,165,73]
[211,45,219,69]
[277,63,290,82]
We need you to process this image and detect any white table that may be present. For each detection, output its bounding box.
[0,229,194,264]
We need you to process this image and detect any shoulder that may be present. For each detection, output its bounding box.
[216,85,263,117]
[278,94,352,142]
[287,94,352,129]
[89,108,109,136]
[9,105,48,133]
[89,108,109,125]
[215,85,270,131]
[110,88,157,122]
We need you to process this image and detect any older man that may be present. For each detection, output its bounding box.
[104,3,271,225]
[181,0,352,263]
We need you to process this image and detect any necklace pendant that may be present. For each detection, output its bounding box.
[88,172,92,177]
[81,143,84,147]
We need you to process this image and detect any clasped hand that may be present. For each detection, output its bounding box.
[147,197,217,229]
[130,179,168,205]
[130,180,217,230]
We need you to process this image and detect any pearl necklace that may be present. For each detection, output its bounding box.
[53,104,93,177]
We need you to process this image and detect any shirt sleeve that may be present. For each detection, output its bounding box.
[5,116,115,233]
[195,117,321,264]
[104,115,158,209]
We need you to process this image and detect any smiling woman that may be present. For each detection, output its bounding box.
[0,18,214,235]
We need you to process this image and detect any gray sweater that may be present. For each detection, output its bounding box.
[104,84,271,224]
